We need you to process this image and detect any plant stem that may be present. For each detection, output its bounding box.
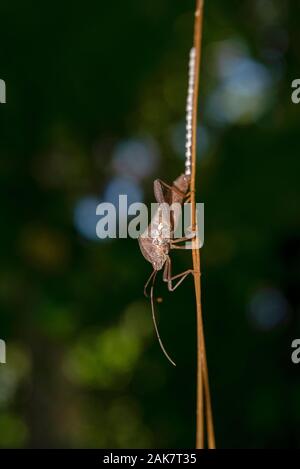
[190,0,216,449]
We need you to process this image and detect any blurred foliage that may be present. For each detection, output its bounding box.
[0,0,300,448]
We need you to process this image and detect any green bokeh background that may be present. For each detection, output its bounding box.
[0,0,299,448]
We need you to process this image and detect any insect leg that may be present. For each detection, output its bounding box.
[184,190,194,202]
[170,231,197,249]
[164,256,195,291]
[171,233,196,244]
[168,269,194,290]
[171,245,193,250]
[163,256,170,283]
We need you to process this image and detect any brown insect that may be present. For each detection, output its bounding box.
[138,173,196,366]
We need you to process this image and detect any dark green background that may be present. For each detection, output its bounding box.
[0,0,299,448]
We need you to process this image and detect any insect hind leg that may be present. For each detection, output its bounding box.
[163,256,195,291]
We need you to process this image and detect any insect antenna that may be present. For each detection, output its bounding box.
[150,270,176,367]
[144,269,156,298]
